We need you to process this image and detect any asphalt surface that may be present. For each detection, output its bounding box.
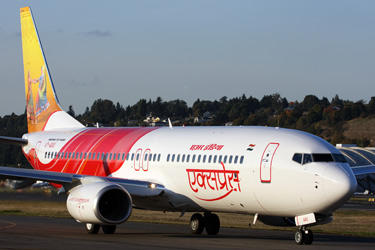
[0,215,374,250]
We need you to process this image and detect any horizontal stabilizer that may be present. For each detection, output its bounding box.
[0,136,28,146]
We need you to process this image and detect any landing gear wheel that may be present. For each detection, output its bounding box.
[304,229,313,245]
[190,213,205,234]
[85,223,100,234]
[204,213,220,235]
[294,230,304,245]
[295,228,314,245]
[102,225,116,234]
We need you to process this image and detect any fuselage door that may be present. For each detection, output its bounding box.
[260,143,279,183]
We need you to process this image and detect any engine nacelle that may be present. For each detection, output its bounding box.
[67,182,132,224]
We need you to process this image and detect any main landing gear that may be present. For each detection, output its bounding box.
[190,212,220,235]
[294,227,313,245]
[85,223,117,234]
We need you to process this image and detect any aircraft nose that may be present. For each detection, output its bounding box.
[323,164,357,209]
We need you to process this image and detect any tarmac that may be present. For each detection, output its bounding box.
[0,215,374,250]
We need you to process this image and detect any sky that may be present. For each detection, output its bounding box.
[0,0,374,115]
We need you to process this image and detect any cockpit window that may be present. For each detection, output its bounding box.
[292,153,302,164]
[303,154,312,164]
[312,154,333,162]
[292,153,348,165]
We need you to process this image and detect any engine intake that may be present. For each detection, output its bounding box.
[67,181,132,224]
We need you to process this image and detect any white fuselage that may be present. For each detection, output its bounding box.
[22,126,357,217]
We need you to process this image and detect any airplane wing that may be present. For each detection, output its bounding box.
[0,166,164,198]
[351,165,375,194]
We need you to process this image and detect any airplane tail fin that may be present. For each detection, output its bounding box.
[20,7,83,133]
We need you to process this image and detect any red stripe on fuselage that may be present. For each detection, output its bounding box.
[30,127,158,177]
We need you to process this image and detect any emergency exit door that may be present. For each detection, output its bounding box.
[260,143,279,183]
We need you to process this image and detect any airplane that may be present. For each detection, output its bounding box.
[0,6,374,245]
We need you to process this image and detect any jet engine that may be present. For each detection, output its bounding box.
[66,181,132,224]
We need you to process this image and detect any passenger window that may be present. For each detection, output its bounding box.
[186,155,190,163]
[213,155,217,163]
[77,153,80,159]
[172,154,175,162]
[177,154,180,162]
[208,155,212,163]
[229,155,233,164]
[125,153,128,161]
[292,153,302,164]
[192,155,196,163]
[234,156,238,164]
[72,152,75,159]
[240,156,244,164]
[158,154,161,161]
[69,152,71,159]
[80,152,83,159]
[167,154,170,162]
[202,155,206,163]
[149,153,152,161]
[303,154,312,165]
[197,155,201,163]
[153,154,157,162]
[223,155,227,163]
[131,153,134,161]
[218,155,223,163]
[182,154,185,162]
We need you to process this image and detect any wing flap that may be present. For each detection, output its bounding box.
[0,166,164,197]
[0,166,74,184]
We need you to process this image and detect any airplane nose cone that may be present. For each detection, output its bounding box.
[323,165,357,211]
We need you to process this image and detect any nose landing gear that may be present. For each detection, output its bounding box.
[295,227,313,245]
[190,212,220,235]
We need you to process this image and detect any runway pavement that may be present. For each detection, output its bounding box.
[0,215,374,250]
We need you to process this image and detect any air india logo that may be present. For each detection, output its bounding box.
[186,162,241,201]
